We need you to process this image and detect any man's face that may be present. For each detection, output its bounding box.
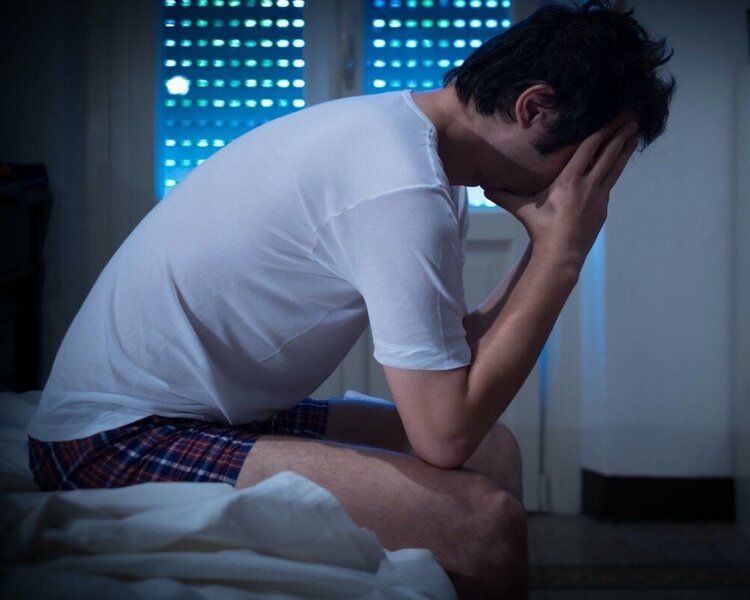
[502,142,578,198]
[475,114,579,198]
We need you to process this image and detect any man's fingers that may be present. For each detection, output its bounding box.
[564,113,632,177]
[599,133,639,192]
[588,120,638,187]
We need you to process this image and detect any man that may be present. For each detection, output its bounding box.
[27,1,674,597]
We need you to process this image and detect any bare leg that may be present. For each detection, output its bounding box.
[322,397,524,502]
[235,399,529,599]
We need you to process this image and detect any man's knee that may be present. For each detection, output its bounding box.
[459,479,529,597]
[464,420,524,500]
[487,490,529,598]
[490,421,523,466]
[474,484,528,557]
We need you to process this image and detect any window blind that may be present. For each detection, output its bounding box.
[157,0,306,198]
[364,0,512,94]
[156,0,514,206]
[363,0,513,208]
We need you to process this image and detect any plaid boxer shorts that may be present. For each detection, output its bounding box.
[28,398,328,492]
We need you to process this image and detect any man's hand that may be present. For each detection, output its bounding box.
[484,115,639,268]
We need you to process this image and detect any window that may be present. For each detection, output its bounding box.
[156,0,514,207]
[157,0,306,198]
[364,0,511,94]
[363,0,513,208]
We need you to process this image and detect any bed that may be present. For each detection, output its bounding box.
[0,390,456,599]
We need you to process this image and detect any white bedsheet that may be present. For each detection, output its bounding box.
[0,391,455,599]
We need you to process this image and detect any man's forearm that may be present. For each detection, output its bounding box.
[386,117,638,469]
[446,245,581,457]
[390,244,579,468]
[463,240,534,352]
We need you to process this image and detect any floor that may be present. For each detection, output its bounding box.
[526,514,750,599]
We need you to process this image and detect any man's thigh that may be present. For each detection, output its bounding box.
[234,434,528,596]
[235,434,488,550]
[321,397,524,501]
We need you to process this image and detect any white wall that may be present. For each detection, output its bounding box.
[733,66,750,534]
[579,0,750,477]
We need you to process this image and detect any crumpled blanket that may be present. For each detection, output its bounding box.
[0,471,456,599]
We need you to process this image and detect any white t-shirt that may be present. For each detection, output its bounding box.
[28,90,472,442]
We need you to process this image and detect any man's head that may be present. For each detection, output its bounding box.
[443,0,676,155]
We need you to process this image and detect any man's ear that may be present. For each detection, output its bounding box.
[513,84,557,130]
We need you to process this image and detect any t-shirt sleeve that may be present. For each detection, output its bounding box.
[316,186,471,370]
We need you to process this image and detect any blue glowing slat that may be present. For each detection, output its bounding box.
[156,0,306,199]
[363,0,512,208]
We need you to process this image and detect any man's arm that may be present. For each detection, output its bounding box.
[384,116,639,469]
[463,240,533,353]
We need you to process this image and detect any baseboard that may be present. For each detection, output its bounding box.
[530,565,750,589]
[582,469,735,521]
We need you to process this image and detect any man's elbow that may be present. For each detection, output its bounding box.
[410,435,478,470]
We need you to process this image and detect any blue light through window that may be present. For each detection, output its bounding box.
[364,0,513,208]
[156,0,306,199]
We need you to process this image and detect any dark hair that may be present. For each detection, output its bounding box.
[443,0,676,154]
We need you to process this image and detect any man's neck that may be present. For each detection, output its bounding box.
[410,86,487,187]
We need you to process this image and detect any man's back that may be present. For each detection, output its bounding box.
[29,90,470,442]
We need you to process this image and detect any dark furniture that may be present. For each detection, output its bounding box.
[0,164,52,392]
